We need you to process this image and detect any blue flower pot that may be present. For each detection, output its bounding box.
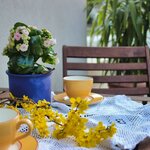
[6,71,52,103]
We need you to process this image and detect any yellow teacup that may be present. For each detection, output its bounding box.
[63,76,93,98]
[0,108,33,150]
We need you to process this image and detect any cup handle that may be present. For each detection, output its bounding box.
[13,118,33,143]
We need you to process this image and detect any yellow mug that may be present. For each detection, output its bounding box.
[63,76,93,98]
[0,108,33,150]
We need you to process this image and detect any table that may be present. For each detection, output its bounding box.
[0,89,150,150]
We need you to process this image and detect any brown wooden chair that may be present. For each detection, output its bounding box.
[63,45,150,104]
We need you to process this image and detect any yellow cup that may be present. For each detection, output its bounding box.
[0,108,33,150]
[63,76,93,98]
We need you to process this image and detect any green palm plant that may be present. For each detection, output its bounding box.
[87,0,150,47]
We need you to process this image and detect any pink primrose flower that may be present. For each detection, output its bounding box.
[44,38,56,48]
[19,44,28,52]
[22,29,29,36]
[49,38,56,45]
[14,32,21,41]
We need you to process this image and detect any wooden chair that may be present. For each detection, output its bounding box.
[63,45,150,104]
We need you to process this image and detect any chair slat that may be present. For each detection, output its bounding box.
[92,87,149,95]
[66,63,147,70]
[65,46,146,58]
[92,75,148,83]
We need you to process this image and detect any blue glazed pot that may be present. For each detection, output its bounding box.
[6,71,52,103]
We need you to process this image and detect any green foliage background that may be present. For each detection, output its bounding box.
[87,0,150,46]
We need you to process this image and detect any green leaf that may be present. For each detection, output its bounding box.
[7,56,33,74]
[112,0,117,21]
[17,55,34,68]
[42,54,56,64]
[29,28,42,36]
[43,47,53,55]
[129,0,142,44]
[16,67,34,74]
[30,35,43,56]
[30,35,41,45]
[31,45,43,57]
[33,65,49,74]
[115,8,124,42]
[14,22,28,29]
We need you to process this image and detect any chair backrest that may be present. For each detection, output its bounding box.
[63,45,150,96]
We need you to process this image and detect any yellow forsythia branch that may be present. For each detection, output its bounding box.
[0,94,117,148]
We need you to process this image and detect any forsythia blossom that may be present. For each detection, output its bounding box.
[1,95,117,148]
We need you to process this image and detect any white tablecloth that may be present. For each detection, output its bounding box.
[22,95,150,150]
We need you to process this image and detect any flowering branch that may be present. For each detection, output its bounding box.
[0,94,117,148]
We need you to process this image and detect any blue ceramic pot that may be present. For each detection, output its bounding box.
[6,71,52,103]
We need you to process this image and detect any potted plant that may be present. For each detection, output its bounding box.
[87,0,150,88]
[3,22,58,102]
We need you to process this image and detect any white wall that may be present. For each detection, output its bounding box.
[0,0,86,91]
